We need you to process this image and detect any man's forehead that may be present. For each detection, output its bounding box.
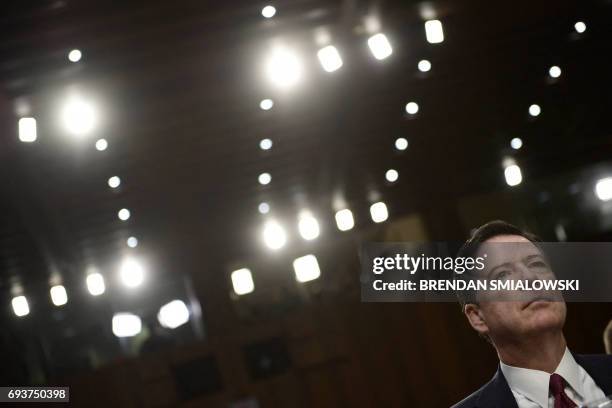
[483,234,531,244]
[476,235,542,261]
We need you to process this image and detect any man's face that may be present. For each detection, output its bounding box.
[465,234,566,343]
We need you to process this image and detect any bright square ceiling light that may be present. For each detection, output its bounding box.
[370,202,389,223]
[293,254,321,283]
[112,313,142,337]
[86,273,105,296]
[231,268,255,295]
[157,300,190,329]
[367,33,392,60]
[317,45,343,72]
[595,177,612,201]
[18,117,37,142]
[50,285,68,306]
[425,20,444,44]
[12,296,29,317]
[335,209,354,231]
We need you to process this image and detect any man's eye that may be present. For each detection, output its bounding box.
[496,270,510,279]
[529,261,547,268]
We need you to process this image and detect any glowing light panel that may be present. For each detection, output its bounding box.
[231,268,255,295]
[595,177,612,201]
[317,45,343,72]
[367,33,392,60]
[335,209,354,231]
[18,117,37,142]
[119,257,144,288]
[50,285,68,306]
[504,164,523,186]
[370,202,388,223]
[68,49,82,62]
[263,220,287,250]
[425,20,444,43]
[298,213,320,240]
[86,273,105,296]
[112,313,142,337]
[62,96,97,136]
[293,254,321,283]
[157,300,190,329]
[12,296,29,317]
[265,47,302,88]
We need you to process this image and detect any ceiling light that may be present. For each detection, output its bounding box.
[127,236,138,248]
[157,300,190,329]
[595,177,612,201]
[50,285,68,306]
[18,117,37,142]
[258,172,271,185]
[293,254,321,283]
[335,209,354,231]
[385,169,399,183]
[261,5,276,18]
[12,295,29,317]
[118,208,131,221]
[62,96,97,136]
[260,99,274,110]
[86,273,105,296]
[405,102,419,115]
[510,137,523,150]
[119,257,144,288]
[112,313,142,337]
[425,20,444,44]
[68,49,82,62]
[265,46,302,88]
[298,212,320,240]
[528,104,541,117]
[317,45,343,72]
[504,164,523,186]
[258,202,270,214]
[549,66,561,79]
[418,59,431,72]
[259,138,273,150]
[367,33,392,60]
[95,138,108,151]
[263,220,287,250]
[231,268,255,295]
[395,137,408,151]
[370,202,389,223]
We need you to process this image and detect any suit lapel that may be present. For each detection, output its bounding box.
[574,354,612,395]
[476,367,519,408]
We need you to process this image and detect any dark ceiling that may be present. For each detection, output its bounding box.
[1,0,611,307]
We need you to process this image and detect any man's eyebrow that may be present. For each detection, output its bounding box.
[486,253,547,278]
[523,254,544,262]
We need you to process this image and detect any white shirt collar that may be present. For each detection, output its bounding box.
[499,348,584,407]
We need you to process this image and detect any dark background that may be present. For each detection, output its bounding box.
[1,0,611,406]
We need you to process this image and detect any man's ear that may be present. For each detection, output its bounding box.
[464,303,489,336]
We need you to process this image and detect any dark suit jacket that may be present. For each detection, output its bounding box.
[451,354,612,408]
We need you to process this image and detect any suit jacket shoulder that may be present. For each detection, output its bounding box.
[450,369,517,408]
[575,353,612,367]
[574,353,612,394]
[450,382,486,408]
[450,354,612,408]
